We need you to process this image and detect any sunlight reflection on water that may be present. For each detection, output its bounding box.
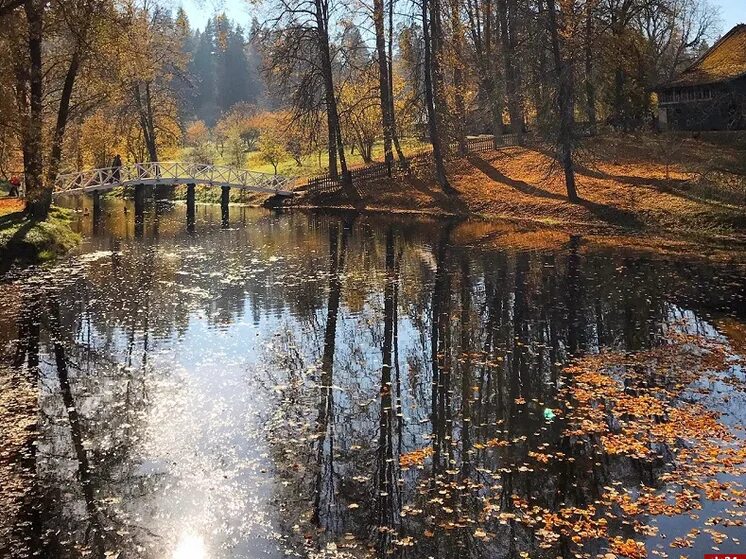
[172,531,208,559]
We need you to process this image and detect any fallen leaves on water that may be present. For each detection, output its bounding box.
[267,330,745,559]
[399,446,434,469]
[610,537,647,559]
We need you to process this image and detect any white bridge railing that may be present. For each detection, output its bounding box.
[53,161,297,196]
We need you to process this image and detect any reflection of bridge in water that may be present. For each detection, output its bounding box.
[53,161,297,232]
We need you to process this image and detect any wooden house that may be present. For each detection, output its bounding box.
[657,24,746,130]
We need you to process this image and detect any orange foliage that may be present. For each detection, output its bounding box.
[400,446,434,468]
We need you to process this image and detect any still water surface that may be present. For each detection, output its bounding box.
[1,200,745,559]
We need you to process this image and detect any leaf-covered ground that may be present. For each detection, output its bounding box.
[296,133,746,239]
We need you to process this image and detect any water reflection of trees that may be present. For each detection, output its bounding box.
[3,273,161,557]
[4,208,746,558]
[263,220,746,559]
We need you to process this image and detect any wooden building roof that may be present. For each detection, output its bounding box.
[664,24,746,88]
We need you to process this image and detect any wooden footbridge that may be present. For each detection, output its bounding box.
[53,161,297,197]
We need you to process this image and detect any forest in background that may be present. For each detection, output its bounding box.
[0,0,722,217]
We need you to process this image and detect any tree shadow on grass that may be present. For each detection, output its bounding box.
[401,173,470,214]
[573,163,743,210]
[468,153,646,229]
[532,144,734,211]
[467,154,568,201]
[574,162,688,190]
[0,210,26,228]
[345,171,470,215]
[0,213,38,276]
[576,198,646,229]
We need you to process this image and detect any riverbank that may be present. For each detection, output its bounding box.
[0,202,80,273]
[292,133,746,240]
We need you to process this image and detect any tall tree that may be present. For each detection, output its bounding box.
[46,0,110,184]
[497,0,524,139]
[465,0,505,136]
[386,0,407,162]
[264,0,353,190]
[314,0,351,186]
[449,0,467,153]
[373,0,395,165]
[22,0,48,218]
[583,0,598,132]
[215,18,257,112]
[422,0,452,192]
[116,2,187,163]
[191,21,219,124]
[546,0,579,202]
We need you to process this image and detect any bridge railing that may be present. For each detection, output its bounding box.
[54,161,297,195]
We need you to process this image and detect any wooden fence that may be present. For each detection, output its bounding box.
[463,134,518,152]
[302,134,517,194]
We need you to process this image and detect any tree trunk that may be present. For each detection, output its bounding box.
[47,50,81,185]
[485,75,505,137]
[46,0,97,184]
[422,0,451,192]
[134,83,158,163]
[23,0,50,220]
[535,0,551,128]
[497,0,523,140]
[387,0,407,163]
[373,0,394,165]
[584,7,597,133]
[314,1,352,193]
[451,0,467,154]
[614,63,625,127]
[546,0,578,202]
[611,14,626,129]
[326,101,338,179]
[144,83,158,162]
[465,0,505,137]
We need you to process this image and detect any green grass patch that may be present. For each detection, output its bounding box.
[175,138,431,178]
[0,207,80,271]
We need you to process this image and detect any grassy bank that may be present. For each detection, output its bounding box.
[175,137,430,178]
[0,203,80,271]
[294,133,746,240]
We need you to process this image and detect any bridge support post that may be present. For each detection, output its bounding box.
[221,186,230,228]
[186,183,196,233]
[134,183,145,238]
[92,190,101,220]
[92,190,102,235]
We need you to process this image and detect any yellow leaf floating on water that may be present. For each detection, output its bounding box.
[610,537,646,559]
[400,446,434,468]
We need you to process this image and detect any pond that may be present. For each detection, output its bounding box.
[1,199,745,559]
